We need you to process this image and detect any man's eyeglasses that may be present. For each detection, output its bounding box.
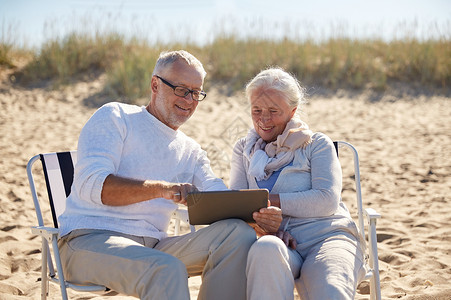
[155,75,207,101]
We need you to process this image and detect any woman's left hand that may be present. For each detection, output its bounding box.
[252,205,282,234]
[276,230,297,250]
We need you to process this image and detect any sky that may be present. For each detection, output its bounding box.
[1,0,450,48]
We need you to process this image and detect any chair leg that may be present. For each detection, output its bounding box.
[174,218,181,236]
[51,237,69,300]
[41,238,48,300]
[368,218,381,300]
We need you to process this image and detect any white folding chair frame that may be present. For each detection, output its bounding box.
[336,141,381,300]
[27,152,193,300]
[27,143,381,299]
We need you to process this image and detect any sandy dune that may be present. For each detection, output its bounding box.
[0,73,450,299]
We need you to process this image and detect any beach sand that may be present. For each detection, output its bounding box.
[0,72,450,299]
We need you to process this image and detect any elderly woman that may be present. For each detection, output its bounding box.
[230,68,366,300]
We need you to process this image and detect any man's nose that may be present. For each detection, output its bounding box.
[183,92,194,102]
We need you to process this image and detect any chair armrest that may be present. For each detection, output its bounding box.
[173,208,190,224]
[364,208,381,220]
[172,208,196,234]
[31,226,59,243]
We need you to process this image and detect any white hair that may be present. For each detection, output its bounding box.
[245,67,307,111]
[152,50,206,79]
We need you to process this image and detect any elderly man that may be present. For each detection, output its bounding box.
[57,50,257,300]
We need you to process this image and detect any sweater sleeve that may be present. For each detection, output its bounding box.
[192,148,228,191]
[279,133,342,218]
[229,138,249,190]
[73,103,127,205]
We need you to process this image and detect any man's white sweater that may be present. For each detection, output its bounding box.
[58,102,226,240]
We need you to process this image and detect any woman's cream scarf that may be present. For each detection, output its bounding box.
[243,118,313,181]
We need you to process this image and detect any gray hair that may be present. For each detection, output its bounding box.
[245,67,307,112]
[152,50,207,79]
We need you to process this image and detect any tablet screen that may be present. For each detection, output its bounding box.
[187,189,269,225]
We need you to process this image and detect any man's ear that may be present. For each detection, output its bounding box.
[150,76,158,93]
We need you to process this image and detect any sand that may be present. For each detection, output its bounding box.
[0,71,450,299]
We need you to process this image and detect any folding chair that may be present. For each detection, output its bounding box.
[334,141,382,300]
[27,151,194,300]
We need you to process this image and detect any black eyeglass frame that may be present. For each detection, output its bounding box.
[155,75,207,101]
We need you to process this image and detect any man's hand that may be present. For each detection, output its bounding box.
[276,230,297,250]
[160,182,198,206]
[252,205,282,234]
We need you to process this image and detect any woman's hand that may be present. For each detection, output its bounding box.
[276,230,297,250]
[252,205,282,234]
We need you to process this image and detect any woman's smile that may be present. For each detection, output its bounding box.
[258,123,275,131]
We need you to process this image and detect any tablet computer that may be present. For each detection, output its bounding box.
[186,189,269,225]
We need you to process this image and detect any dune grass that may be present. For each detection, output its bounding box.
[2,22,450,101]
[0,20,18,69]
[0,40,15,68]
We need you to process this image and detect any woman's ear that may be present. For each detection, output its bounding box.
[290,106,297,118]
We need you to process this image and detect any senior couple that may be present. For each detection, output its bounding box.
[58,50,366,300]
